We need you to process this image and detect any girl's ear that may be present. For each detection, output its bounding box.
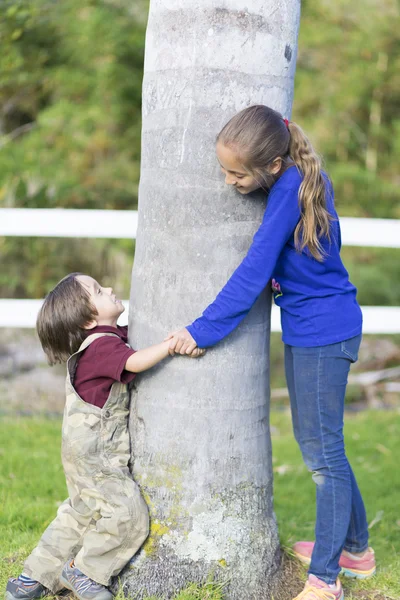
[84,319,98,330]
[269,157,282,174]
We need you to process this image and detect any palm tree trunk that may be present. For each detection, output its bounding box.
[126,2,300,598]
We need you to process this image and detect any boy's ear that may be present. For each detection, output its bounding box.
[84,319,98,330]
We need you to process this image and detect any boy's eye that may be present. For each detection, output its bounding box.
[97,288,101,294]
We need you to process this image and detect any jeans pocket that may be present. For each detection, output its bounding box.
[341,334,362,363]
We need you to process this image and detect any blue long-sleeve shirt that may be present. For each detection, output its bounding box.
[187,166,362,348]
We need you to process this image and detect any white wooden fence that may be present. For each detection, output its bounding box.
[1,208,400,332]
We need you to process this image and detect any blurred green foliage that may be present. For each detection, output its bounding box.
[0,0,146,297]
[295,0,400,220]
[0,0,145,209]
[0,0,399,301]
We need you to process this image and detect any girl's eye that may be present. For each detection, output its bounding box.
[236,175,244,179]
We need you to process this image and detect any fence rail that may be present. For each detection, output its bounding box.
[0,208,138,239]
[1,208,399,332]
[1,208,400,246]
[0,299,399,333]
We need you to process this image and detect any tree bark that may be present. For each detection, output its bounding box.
[126,2,300,598]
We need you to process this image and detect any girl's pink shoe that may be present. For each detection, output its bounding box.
[293,575,344,600]
[292,541,376,579]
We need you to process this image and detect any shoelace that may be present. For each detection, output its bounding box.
[70,572,103,595]
[295,584,339,600]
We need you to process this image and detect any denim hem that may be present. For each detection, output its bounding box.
[307,569,338,586]
[343,542,369,554]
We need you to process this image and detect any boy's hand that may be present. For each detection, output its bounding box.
[165,328,197,356]
[187,347,206,358]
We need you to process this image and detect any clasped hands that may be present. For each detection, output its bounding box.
[164,328,205,358]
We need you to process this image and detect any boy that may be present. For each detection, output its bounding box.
[6,273,204,600]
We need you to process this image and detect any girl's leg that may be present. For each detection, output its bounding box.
[284,335,368,584]
[286,341,369,556]
[344,465,369,553]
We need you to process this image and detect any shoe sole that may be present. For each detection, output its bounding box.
[5,590,49,600]
[340,566,376,579]
[59,575,112,600]
[293,551,376,580]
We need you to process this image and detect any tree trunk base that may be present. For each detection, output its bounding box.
[118,543,282,600]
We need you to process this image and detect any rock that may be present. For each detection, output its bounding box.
[0,328,65,416]
[357,338,400,371]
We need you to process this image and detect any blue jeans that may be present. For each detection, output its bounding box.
[284,334,369,584]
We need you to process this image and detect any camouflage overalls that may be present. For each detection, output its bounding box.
[23,333,149,592]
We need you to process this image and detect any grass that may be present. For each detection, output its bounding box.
[271,409,400,599]
[1,411,400,599]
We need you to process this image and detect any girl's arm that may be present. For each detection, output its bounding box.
[125,341,204,373]
[184,184,301,348]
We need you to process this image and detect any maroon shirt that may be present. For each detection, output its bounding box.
[74,325,136,409]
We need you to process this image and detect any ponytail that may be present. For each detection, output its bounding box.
[217,105,333,262]
[287,121,333,261]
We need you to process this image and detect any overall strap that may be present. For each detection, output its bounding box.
[67,332,121,383]
[77,332,120,354]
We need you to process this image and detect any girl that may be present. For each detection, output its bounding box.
[166,105,375,600]
[6,273,204,600]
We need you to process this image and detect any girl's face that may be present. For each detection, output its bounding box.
[216,143,260,194]
[76,275,124,328]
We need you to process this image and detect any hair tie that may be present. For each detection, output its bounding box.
[283,118,290,129]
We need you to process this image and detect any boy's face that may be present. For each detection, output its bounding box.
[76,275,124,328]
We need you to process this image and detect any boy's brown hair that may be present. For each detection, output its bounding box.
[36,273,98,365]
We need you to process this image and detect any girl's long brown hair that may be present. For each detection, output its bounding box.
[36,273,97,365]
[217,105,333,261]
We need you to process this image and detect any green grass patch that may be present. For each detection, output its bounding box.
[1,413,400,599]
[271,409,400,599]
[0,419,66,592]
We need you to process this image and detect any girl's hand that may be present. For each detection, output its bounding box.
[188,347,206,358]
[164,328,198,356]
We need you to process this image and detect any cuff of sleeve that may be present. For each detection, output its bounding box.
[187,320,219,348]
[186,323,200,345]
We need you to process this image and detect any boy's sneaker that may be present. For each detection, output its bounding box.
[5,576,48,600]
[293,575,344,600]
[60,561,113,600]
[293,541,376,579]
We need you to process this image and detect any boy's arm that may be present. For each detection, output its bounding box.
[125,341,204,373]
[125,341,170,373]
